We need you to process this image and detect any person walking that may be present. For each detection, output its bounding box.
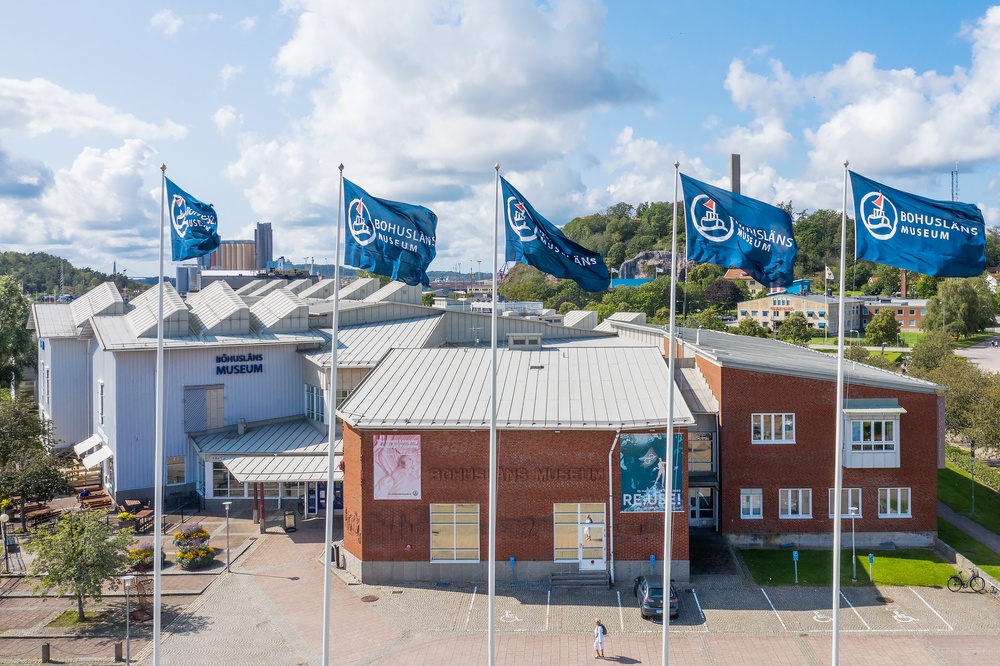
[593,617,606,659]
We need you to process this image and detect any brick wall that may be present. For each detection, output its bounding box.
[342,425,688,564]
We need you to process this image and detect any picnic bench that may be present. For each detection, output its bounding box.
[134,509,155,534]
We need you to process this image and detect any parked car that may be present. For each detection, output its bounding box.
[633,574,679,620]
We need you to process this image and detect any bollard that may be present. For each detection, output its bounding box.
[115,642,123,661]
[41,643,50,663]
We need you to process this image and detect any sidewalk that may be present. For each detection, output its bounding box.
[937,500,1000,557]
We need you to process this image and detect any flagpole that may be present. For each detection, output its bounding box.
[488,164,500,666]
[153,164,167,665]
[661,162,680,666]
[321,164,345,666]
[831,161,849,665]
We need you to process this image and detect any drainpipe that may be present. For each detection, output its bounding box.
[608,429,621,584]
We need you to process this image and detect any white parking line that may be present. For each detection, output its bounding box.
[840,591,871,630]
[760,588,788,631]
[910,587,953,631]
[545,590,551,632]
[617,590,624,631]
[465,585,477,632]
[691,588,709,632]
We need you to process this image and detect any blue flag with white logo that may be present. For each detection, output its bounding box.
[166,178,221,261]
[849,171,985,278]
[342,179,437,287]
[501,176,610,292]
[681,174,797,288]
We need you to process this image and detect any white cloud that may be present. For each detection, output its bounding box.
[226,0,652,266]
[219,64,244,88]
[237,16,258,31]
[0,77,186,139]
[150,9,183,36]
[213,105,243,132]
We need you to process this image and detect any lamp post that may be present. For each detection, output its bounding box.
[0,513,9,573]
[223,501,232,572]
[122,574,135,665]
[850,505,858,582]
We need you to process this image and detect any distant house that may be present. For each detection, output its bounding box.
[724,269,764,297]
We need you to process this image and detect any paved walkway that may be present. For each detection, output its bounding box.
[937,501,1000,558]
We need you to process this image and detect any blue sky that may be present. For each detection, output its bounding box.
[2,1,999,278]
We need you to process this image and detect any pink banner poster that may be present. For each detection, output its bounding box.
[373,434,421,500]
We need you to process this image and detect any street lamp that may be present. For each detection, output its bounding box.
[849,505,859,582]
[122,574,135,665]
[223,501,233,572]
[0,513,9,573]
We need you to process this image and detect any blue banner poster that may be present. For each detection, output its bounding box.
[620,433,683,513]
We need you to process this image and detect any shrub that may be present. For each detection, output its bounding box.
[118,511,135,522]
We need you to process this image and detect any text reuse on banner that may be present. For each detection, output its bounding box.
[620,433,683,513]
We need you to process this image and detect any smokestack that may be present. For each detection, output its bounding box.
[730,154,741,194]
[900,270,907,298]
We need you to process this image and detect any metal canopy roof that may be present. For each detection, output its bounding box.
[191,418,331,456]
[223,454,342,483]
[73,433,103,457]
[82,445,113,469]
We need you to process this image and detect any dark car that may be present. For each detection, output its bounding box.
[633,575,679,620]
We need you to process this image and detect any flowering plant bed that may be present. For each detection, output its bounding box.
[127,541,166,570]
[118,511,135,522]
[173,523,210,547]
[176,541,216,570]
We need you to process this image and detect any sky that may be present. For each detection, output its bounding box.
[3,0,1000,279]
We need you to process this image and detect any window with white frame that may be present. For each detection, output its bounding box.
[850,419,896,451]
[45,367,51,405]
[430,503,479,561]
[779,488,812,518]
[98,381,105,426]
[304,384,326,423]
[211,461,244,498]
[336,388,352,409]
[741,488,762,519]
[827,487,862,518]
[878,487,911,517]
[752,413,795,443]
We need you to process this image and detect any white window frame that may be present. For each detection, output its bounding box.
[740,488,762,519]
[779,488,812,519]
[878,487,911,518]
[430,503,480,562]
[827,487,862,518]
[98,381,105,426]
[850,418,896,451]
[304,384,326,423]
[752,413,795,444]
[45,366,51,406]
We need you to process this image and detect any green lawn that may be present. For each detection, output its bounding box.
[951,332,997,349]
[937,465,1000,535]
[739,547,953,587]
[937,518,1000,581]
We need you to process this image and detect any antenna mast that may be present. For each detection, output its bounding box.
[951,162,959,202]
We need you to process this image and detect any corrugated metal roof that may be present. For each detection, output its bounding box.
[125,283,188,337]
[678,327,941,394]
[247,279,287,299]
[285,278,313,295]
[235,279,266,296]
[676,366,719,414]
[843,398,906,413]
[338,346,694,430]
[224,454,342,483]
[70,282,124,327]
[187,281,250,335]
[90,315,324,350]
[192,418,329,456]
[31,304,78,337]
[250,289,309,332]
[303,315,444,368]
[562,310,598,329]
[363,281,422,304]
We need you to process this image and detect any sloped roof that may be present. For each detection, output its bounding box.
[303,314,444,368]
[125,283,188,337]
[250,289,309,332]
[187,281,250,335]
[69,282,124,327]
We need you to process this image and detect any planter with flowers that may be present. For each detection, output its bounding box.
[127,541,166,570]
[176,541,216,570]
[173,524,210,548]
[118,511,136,525]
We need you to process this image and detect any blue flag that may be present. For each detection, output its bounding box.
[681,174,797,288]
[343,179,437,287]
[166,178,221,261]
[850,171,985,278]
[501,176,610,292]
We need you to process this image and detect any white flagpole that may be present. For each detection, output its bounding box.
[488,164,500,666]
[321,164,346,665]
[153,164,167,665]
[661,162,680,666]
[831,161,850,664]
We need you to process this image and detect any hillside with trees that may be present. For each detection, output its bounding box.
[0,251,145,299]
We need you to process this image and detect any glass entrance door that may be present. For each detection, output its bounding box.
[554,503,606,570]
[689,487,715,527]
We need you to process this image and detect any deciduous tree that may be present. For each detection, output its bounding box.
[776,312,811,345]
[865,309,901,347]
[0,276,35,391]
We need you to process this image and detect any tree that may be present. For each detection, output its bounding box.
[923,277,997,337]
[683,308,726,331]
[705,279,742,310]
[0,394,72,530]
[734,317,770,338]
[914,275,939,299]
[776,312,811,345]
[0,276,35,391]
[26,510,133,621]
[865,309,901,347]
[687,263,724,287]
[987,227,1000,268]
[908,329,953,373]
[844,344,871,363]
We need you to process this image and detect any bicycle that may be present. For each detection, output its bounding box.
[947,568,986,592]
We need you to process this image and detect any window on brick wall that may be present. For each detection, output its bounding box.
[779,488,811,518]
[827,487,861,518]
[430,503,479,562]
[752,413,795,444]
[878,488,911,518]
[850,419,896,451]
[741,488,762,519]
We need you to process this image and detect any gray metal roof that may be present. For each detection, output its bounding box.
[89,315,324,351]
[250,289,309,332]
[192,418,329,456]
[187,281,250,335]
[363,281,423,304]
[30,303,78,337]
[224,454,342,483]
[337,346,694,430]
[70,282,124,327]
[678,327,942,394]
[125,283,188,337]
[303,315,444,368]
[676,366,719,414]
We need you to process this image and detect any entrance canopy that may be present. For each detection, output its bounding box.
[82,445,113,469]
[73,433,103,457]
[223,454,343,484]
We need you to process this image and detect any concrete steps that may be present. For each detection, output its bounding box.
[549,570,610,590]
